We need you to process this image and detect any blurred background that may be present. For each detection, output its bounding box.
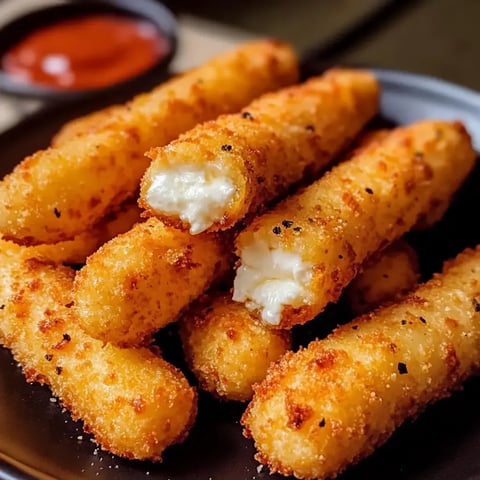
[0,0,478,132]
[163,0,479,89]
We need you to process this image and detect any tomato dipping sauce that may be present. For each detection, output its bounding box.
[1,14,170,90]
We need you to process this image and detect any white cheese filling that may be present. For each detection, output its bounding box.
[146,163,235,234]
[233,240,314,325]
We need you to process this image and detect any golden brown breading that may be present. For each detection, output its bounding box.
[74,218,234,346]
[51,105,124,146]
[0,244,197,461]
[0,40,298,244]
[179,293,291,401]
[140,68,379,234]
[242,246,480,480]
[233,121,476,328]
[0,200,142,265]
[346,239,420,315]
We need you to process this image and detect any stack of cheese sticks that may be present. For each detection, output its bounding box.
[0,39,478,480]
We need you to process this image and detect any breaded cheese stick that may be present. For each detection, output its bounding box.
[0,200,141,265]
[51,105,124,146]
[0,245,197,461]
[179,293,291,401]
[74,218,233,346]
[0,40,298,245]
[233,121,476,328]
[346,239,420,315]
[140,68,379,234]
[242,246,480,480]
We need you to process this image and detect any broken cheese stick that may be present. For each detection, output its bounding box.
[233,121,476,328]
[0,40,298,244]
[140,68,379,234]
[242,245,480,480]
[0,245,197,461]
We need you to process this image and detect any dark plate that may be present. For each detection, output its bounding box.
[0,67,480,480]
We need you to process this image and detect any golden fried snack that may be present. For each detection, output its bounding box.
[140,68,379,234]
[179,293,291,401]
[242,246,480,480]
[0,245,197,461]
[346,239,420,315]
[74,218,233,346]
[233,121,475,328]
[0,200,141,265]
[51,105,123,146]
[0,40,298,245]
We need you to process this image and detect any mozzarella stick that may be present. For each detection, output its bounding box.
[179,293,291,401]
[242,246,480,480]
[74,218,233,346]
[51,105,124,146]
[346,239,420,315]
[140,68,379,234]
[0,40,298,245]
[0,245,197,461]
[233,121,476,328]
[0,200,142,265]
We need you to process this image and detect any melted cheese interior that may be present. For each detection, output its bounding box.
[146,163,235,234]
[233,240,313,325]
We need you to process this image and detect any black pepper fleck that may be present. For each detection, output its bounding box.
[365,187,374,195]
[272,226,282,235]
[473,297,480,312]
[63,333,71,342]
[65,301,74,308]
[293,226,302,232]
[397,362,408,375]
[0,304,4,310]
[221,144,233,152]
[54,208,61,218]
[282,220,294,228]
[319,418,326,427]
[338,255,343,260]
[352,325,358,330]
[55,366,63,375]
[242,111,253,120]
[306,125,315,132]
[401,320,407,325]
[45,354,53,361]
[419,316,427,324]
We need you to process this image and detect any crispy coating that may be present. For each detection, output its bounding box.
[234,121,476,328]
[51,105,124,146]
[140,68,379,233]
[346,239,420,315]
[0,245,197,461]
[0,40,298,244]
[0,200,142,265]
[179,293,291,401]
[74,218,233,346]
[242,246,480,479]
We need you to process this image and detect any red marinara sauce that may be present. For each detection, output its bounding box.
[1,14,169,90]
